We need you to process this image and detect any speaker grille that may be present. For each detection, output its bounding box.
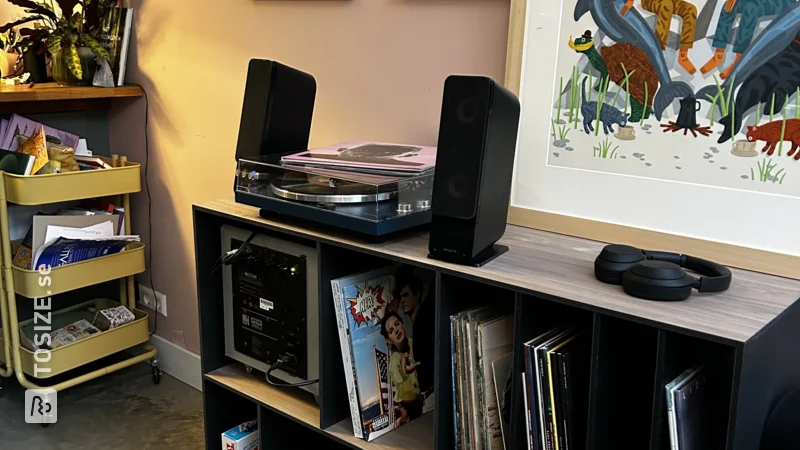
[432,76,493,220]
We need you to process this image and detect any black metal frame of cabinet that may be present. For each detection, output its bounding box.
[194,203,800,450]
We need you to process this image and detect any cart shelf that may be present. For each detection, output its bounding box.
[0,298,150,378]
[13,242,145,298]
[4,157,141,205]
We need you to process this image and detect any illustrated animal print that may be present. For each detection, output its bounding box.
[718,34,800,142]
[640,0,696,51]
[746,119,800,159]
[580,78,629,135]
[712,0,795,54]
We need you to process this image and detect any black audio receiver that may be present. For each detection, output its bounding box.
[230,239,308,377]
[222,225,320,394]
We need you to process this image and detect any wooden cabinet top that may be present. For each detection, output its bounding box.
[195,198,800,344]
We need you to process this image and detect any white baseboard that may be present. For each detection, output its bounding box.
[149,334,202,392]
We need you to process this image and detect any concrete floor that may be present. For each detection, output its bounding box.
[0,363,204,449]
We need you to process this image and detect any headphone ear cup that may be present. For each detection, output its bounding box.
[595,259,637,285]
[594,244,646,285]
[622,261,695,301]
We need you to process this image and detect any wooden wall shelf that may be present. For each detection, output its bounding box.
[194,199,800,450]
[0,82,143,114]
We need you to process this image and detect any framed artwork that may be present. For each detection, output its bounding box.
[506,0,800,278]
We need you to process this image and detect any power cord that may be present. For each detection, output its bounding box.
[132,83,157,337]
[266,354,319,388]
[210,231,258,274]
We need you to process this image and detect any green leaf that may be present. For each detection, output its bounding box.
[70,11,82,29]
[55,0,80,19]
[8,0,57,20]
[0,16,46,33]
[66,41,82,79]
[80,33,109,61]
[46,30,62,55]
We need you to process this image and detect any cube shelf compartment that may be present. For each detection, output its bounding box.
[194,199,800,450]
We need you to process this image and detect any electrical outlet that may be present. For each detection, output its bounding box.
[138,284,167,317]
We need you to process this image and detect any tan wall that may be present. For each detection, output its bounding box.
[107,0,511,353]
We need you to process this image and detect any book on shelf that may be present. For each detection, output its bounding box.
[94,7,134,87]
[666,365,711,450]
[556,332,591,450]
[478,315,514,450]
[491,352,514,450]
[17,125,49,174]
[523,373,532,450]
[0,149,35,175]
[34,235,139,269]
[282,141,437,175]
[76,155,114,170]
[451,305,512,450]
[546,331,589,450]
[0,114,80,152]
[520,325,590,450]
[0,118,8,143]
[31,214,121,262]
[450,313,463,450]
[331,265,435,441]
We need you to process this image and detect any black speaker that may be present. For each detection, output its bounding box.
[428,75,521,267]
[234,59,316,162]
[761,390,800,449]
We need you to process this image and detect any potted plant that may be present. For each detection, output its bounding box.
[0,0,112,86]
[0,15,49,81]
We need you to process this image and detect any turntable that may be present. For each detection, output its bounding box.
[235,156,433,237]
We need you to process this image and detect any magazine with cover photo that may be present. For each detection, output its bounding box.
[331,265,435,441]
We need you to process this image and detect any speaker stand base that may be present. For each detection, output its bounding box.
[428,244,509,268]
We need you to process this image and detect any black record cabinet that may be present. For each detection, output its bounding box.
[195,199,800,450]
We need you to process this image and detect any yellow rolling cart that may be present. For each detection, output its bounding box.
[0,156,160,403]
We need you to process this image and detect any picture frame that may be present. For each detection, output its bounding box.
[505,0,800,279]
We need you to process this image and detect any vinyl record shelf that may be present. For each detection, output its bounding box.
[0,156,158,396]
[194,199,800,450]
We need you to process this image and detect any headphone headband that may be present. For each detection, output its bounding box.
[683,254,732,292]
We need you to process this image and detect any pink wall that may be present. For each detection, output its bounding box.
[109,0,511,353]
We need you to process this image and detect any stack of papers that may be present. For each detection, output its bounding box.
[33,220,139,269]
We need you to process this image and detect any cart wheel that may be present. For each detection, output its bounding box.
[151,357,162,385]
[245,365,253,374]
[41,423,49,428]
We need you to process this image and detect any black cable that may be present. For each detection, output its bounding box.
[132,83,157,337]
[210,231,258,274]
[266,355,319,388]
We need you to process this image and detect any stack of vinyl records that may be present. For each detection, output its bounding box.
[450,306,516,450]
[522,326,591,450]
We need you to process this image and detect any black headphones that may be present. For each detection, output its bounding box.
[594,244,732,301]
